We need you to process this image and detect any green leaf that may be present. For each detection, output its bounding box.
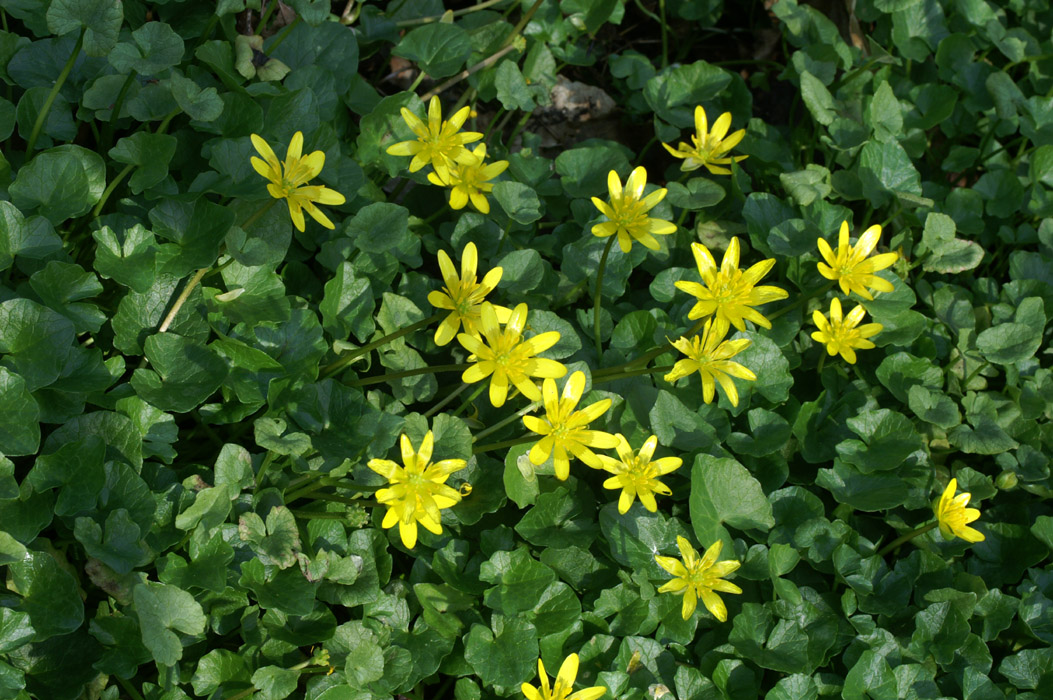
[515,489,598,548]
[92,224,159,293]
[392,23,473,79]
[130,333,230,413]
[109,132,178,194]
[9,145,106,224]
[600,502,680,577]
[644,60,732,126]
[413,583,475,639]
[133,581,207,665]
[349,202,411,255]
[907,385,962,429]
[665,177,725,210]
[977,298,1044,364]
[920,212,984,274]
[735,330,794,404]
[28,260,105,332]
[866,81,903,143]
[799,70,837,126]
[463,616,538,690]
[555,143,632,198]
[0,298,75,391]
[497,248,545,295]
[320,262,375,343]
[0,367,40,456]
[73,509,152,574]
[480,548,556,615]
[779,165,832,206]
[191,649,251,697]
[46,0,122,56]
[8,548,84,641]
[875,351,943,403]
[238,506,301,569]
[690,455,774,546]
[0,608,34,653]
[252,666,299,700]
[816,461,911,511]
[28,435,105,516]
[149,198,237,276]
[108,21,184,75]
[494,60,535,111]
[167,71,224,122]
[858,139,922,207]
[836,409,924,472]
[493,181,542,224]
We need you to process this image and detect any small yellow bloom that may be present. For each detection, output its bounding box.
[934,478,985,543]
[427,144,509,214]
[662,105,747,175]
[522,371,618,481]
[427,241,511,346]
[817,221,899,300]
[367,431,466,549]
[810,297,882,364]
[386,95,483,181]
[674,237,788,331]
[250,131,346,232]
[457,302,567,407]
[590,166,677,253]
[521,653,605,700]
[598,434,682,513]
[654,536,742,621]
[664,319,756,407]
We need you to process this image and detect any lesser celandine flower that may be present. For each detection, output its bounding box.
[811,297,882,364]
[590,167,677,253]
[428,242,511,346]
[598,434,682,513]
[521,653,605,700]
[675,237,787,331]
[664,318,756,407]
[662,105,747,175]
[817,221,899,300]
[386,95,483,181]
[655,536,742,621]
[934,478,985,543]
[367,431,466,549]
[427,144,508,214]
[250,131,346,232]
[457,302,566,407]
[522,371,618,480]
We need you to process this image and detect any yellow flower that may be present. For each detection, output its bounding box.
[674,237,788,331]
[427,242,511,346]
[521,653,605,700]
[367,431,466,549]
[934,478,985,543]
[590,166,677,253]
[664,319,756,407]
[385,95,483,181]
[457,302,567,407]
[662,105,747,175]
[654,536,742,621]
[250,131,346,232]
[817,221,899,300]
[810,297,882,364]
[598,434,682,513]
[522,371,618,481]
[427,144,509,214]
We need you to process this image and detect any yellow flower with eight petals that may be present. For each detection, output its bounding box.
[662,105,747,175]
[386,95,483,181]
[521,653,605,700]
[664,319,756,407]
[590,167,677,253]
[250,131,346,232]
[810,297,882,364]
[428,242,511,346]
[598,434,682,513]
[367,431,466,549]
[934,478,985,543]
[655,536,742,621]
[522,371,618,481]
[457,302,566,407]
[817,221,899,300]
[427,144,509,214]
[674,237,788,331]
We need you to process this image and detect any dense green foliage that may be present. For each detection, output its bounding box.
[0,0,1052,699]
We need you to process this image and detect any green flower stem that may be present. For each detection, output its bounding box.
[103,71,137,146]
[423,382,469,418]
[817,352,826,375]
[396,0,510,26]
[497,218,514,254]
[408,71,427,93]
[25,28,84,155]
[450,383,487,418]
[659,0,669,68]
[594,365,673,385]
[115,677,145,700]
[157,199,275,332]
[473,434,535,455]
[291,508,375,520]
[257,0,277,32]
[320,311,443,379]
[473,400,539,442]
[310,491,377,506]
[346,363,464,388]
[93,108,182,218]
[593,235,617,361]
[594,318,705,378]
[766,281,835,323]
[876,520,937,557]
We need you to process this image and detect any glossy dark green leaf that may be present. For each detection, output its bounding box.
[0,367,40,456]
[130,333,229,413]
[393,23,472,79]
[46,0,122,56]
[8,548,84,641]
[9,145,105,223]
[0,298,75,391]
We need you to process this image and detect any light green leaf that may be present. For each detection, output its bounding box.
[134,581,207,665]
[690,455,775,546]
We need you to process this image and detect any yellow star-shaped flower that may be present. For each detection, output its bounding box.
[250,131,346,232]
[427,144,509,214]
[817,221,899,300]
[386,95,483,181]
[664,318,756,406]
[810,297,883,364]
[427,242,511,346]
[662,105,747,175]
[598,434,682,513]
[934,478,985,543]
[655,536,742,621]
[590,166,677,253]
[521,653,605,700]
